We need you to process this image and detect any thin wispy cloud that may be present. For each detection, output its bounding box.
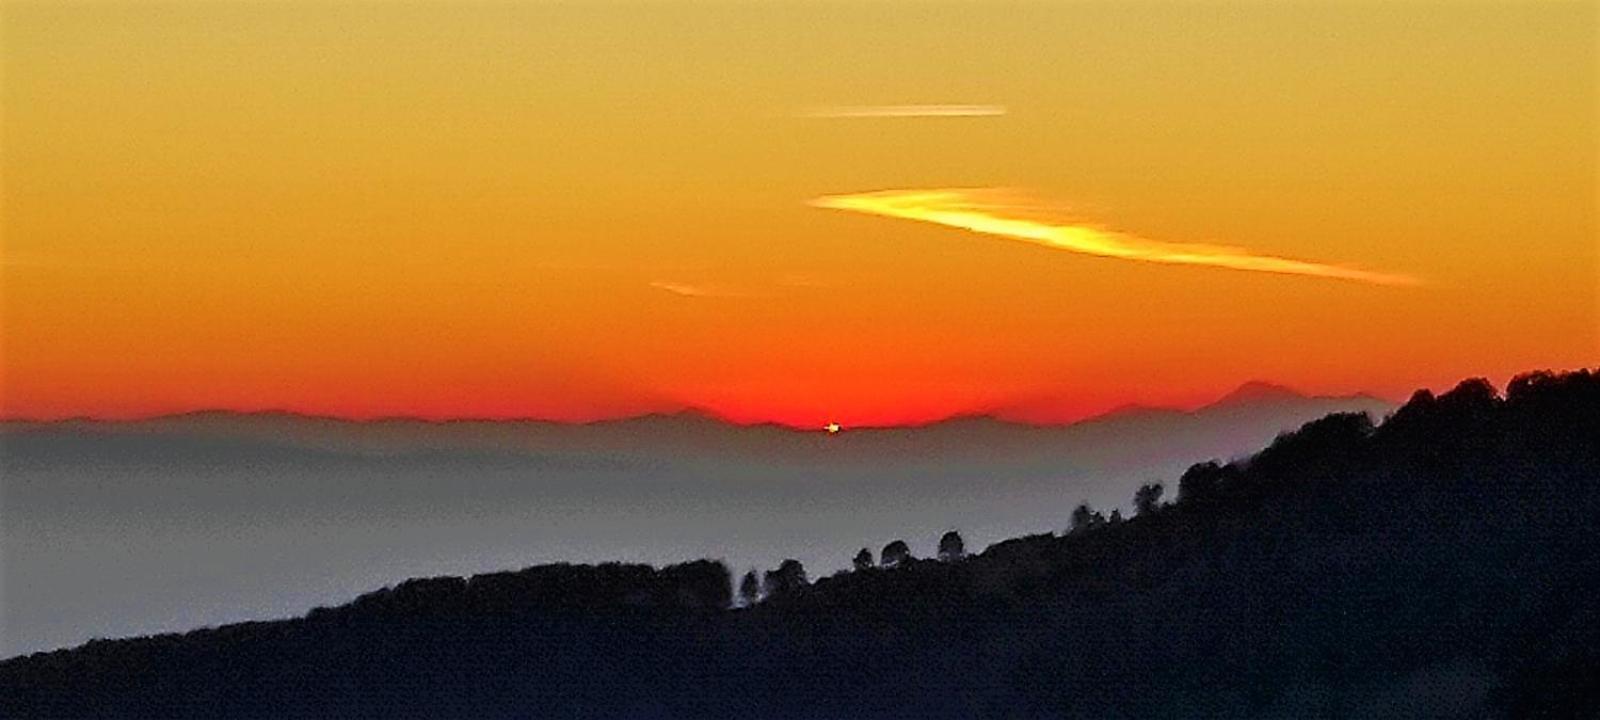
[648,274,829,299]
[1,256,52,268]
[802,104,1007,119]
[776,273,829,289]
[811,188,1420,287]
[648,281,755,299]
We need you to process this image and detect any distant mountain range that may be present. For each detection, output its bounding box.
[0,382,1394,658]
[2,381,1394,456]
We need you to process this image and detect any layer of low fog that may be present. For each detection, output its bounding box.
[0,394,1388,657]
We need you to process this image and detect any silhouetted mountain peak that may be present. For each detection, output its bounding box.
[1209,381,1306,408]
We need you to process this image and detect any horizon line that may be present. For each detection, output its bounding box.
[0,385,1397,432]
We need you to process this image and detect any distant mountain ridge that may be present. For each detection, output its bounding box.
[0,380,1390,432]
[0,382,1397,476]
[1078,381,1387,422]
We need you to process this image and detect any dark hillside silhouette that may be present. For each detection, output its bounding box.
[2,369,1596,719]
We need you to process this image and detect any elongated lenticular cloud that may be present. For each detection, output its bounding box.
[804,104,1007,118]
[811,189,1419,287]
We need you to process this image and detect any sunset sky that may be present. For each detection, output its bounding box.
[2,1,1595,427]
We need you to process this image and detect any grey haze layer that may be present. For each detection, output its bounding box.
[0,384,1389,658]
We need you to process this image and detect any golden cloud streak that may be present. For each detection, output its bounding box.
[811,189,1419,287]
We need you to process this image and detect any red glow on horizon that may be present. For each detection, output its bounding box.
[0,380,1417,430]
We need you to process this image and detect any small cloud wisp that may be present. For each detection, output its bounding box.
[811,189,1419,287]
[649,275,829,300]
[649,281,748,298]
[803,104,1007,119]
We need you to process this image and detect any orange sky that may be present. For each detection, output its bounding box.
[2,1,1595,427]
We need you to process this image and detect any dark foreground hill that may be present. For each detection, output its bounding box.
[3,370,1596,719]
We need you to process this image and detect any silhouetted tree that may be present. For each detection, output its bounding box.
[658,559,732,609]
[763,559,807,598]
[1179,461,1229,502]
[1241,412,1377,488]
[739,570,761,606]
[1438,377,1498,413]
[1134,483,1164,516]
[881,540,913,568]
[937,531,965,561]
[1109,509,1124,524]
[1069,503,1100,534]
[1507,370,1559,403]
[852,548,874,571]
